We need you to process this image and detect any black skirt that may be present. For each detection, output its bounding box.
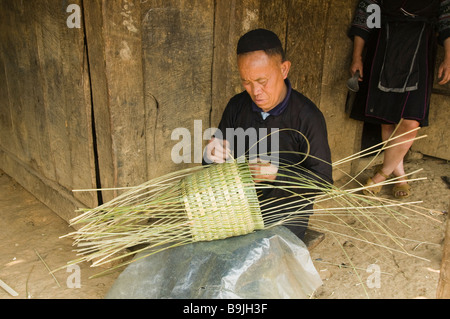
[349,0,444,127]
[350,19,437,127]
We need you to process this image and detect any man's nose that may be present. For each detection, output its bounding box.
[252,84,263,96]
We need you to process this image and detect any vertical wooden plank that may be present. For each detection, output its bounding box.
[82,0,115,202]
[102,0,148,192]
[285,0,329,105]
[0,3,16,157]
[1,1,34,168]
[30,0,96,207]
[141,0,214,177]
[84,0,152,202]
[0,57,13,148]
[20,2,57,181]
[315,0,363,176]
[258,0,288,45]
[33,1,74,190]
[34,1,68,185]
[59,0,98,206]
[437,216,450,298]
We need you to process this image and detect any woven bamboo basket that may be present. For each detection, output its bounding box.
[63,160,270,273]
[181,162,264,241]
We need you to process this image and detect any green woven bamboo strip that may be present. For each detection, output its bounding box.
[181,162,264,242]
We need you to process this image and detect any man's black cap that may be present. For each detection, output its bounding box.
[236,28,283,55]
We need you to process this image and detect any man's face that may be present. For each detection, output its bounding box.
[238,50,291,113]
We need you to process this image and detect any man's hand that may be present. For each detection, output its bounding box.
[249,159,278,183]
[205,138,231,163]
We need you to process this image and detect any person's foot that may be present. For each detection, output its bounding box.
[371,169,390,184]
[393,178,411,199]
[363,169,390,196]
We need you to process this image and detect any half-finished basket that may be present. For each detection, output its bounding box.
[63,161,271,275]
[181,161,264,241]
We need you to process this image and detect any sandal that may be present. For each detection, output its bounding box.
[363,169,390,196]
[393,182,411,199]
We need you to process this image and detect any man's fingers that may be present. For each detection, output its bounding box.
[209,154,226,163]
[205,138,232,163]
[249,162,278,182]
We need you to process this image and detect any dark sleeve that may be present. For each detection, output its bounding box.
[438,0,450,45]
[271,105,333,200]
[348,0,380,42]
[296,108,333,187]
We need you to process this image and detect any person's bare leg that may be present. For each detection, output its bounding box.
[371,119,419,190]
[382,123,407,183]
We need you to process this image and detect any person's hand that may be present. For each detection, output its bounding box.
[350,35,365,81]
[439,38,450,85]
[438,58,450,85]
[350,57,364,81]
[249,159,278,183]
[205,138,231,163]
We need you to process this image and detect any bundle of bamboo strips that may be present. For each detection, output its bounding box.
[60,129,441,278]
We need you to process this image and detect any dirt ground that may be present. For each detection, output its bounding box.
[0,170,121,299]
[0,153,448,299]
[310,153,449,299]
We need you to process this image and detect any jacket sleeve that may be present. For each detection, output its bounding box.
[270,105,333,201]
[348,0,380,42]
[438,0,450,45]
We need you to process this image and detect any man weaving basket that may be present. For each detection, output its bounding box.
[204,29,333,240]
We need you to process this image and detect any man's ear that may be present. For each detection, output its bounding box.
[281,60,291,79]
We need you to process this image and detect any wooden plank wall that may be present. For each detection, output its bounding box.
[412,49,450,161]
[0,0,97,222]
[437,216,450,298]
[82,0,216,203]
[0,0,363,222]
[82,0,149,203]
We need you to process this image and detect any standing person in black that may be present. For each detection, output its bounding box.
[204,29,333,240]
[349,0,450,198]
